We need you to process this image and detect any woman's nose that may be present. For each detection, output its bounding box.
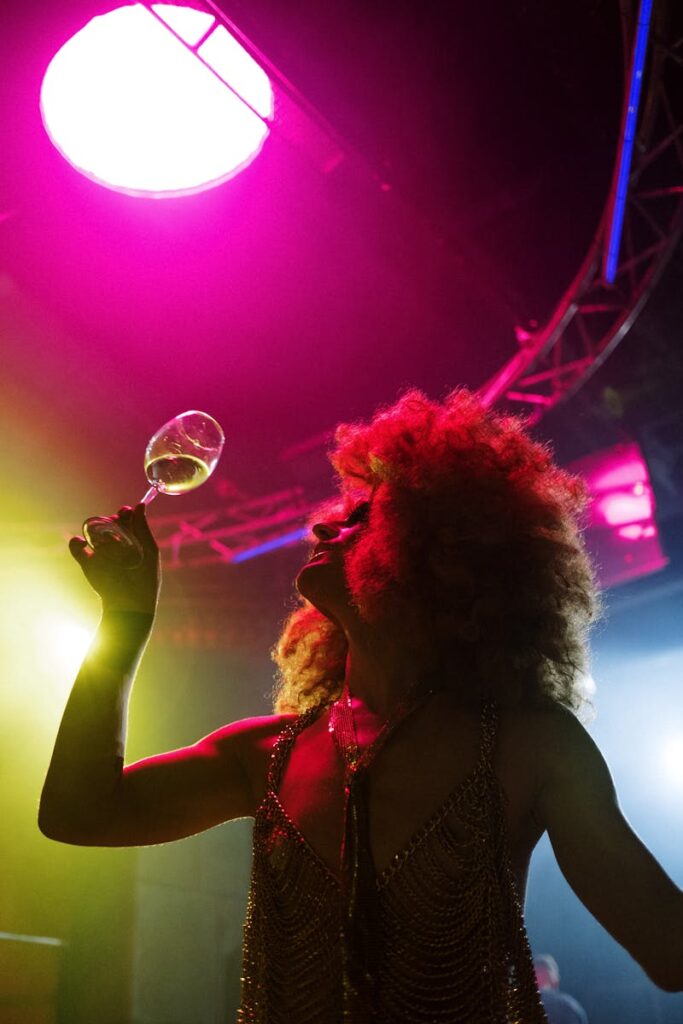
[312,521,340,541]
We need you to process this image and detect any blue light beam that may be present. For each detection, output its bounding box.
[604,0,654,284]
[232,526,309,563]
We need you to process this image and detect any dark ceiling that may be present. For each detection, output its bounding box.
[1,0,681,551]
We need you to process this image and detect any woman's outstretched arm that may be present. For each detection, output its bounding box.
[534,704,683,993]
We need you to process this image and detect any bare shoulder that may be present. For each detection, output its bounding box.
[210,711,299,760]
[499,698,589,737]
[498,700,599,770]
[523,701,609,789]
[211,712,298,741]
[210,712,300,813]
[491,701,606,825]
[493,700,629,849]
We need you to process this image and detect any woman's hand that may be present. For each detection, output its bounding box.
[69,504,160,616]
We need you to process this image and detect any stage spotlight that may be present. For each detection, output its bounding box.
[40,4,273,198]
[660,736,683,786]
[598,487,652,529]
[568,442,667,588]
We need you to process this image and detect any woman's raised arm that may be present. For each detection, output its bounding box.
[39,503,256,846]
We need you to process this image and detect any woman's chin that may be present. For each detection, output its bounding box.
[295,572,341,624]
[295,561,318,597]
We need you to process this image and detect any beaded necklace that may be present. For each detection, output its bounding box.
[327,679,435,1018]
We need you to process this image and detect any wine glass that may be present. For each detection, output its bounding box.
[83,410,225,567]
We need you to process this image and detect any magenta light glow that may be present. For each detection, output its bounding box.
[569,442,668,588]
[578,444,657,531]
[616,523,656,541]
[597,488,653,528]
[39,4,273,198]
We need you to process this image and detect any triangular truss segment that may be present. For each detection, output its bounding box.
[480,4,683,420]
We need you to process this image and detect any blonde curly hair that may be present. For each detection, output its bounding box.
[272,388,599,715]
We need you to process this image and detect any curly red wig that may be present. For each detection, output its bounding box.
[272,388,599,715]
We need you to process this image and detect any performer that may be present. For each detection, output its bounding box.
[533,954,588,1024]
[39,388,683,1022]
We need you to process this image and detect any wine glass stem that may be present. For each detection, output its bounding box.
[141,486,159,506]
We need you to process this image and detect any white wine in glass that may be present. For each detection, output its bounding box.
[83,410,225,566]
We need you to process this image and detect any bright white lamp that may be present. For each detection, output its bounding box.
[40,4,273,198]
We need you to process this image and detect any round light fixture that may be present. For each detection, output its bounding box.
[40,4,273,198]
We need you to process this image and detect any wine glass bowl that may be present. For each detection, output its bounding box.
[83,411,225,566]
[143,411,224,498]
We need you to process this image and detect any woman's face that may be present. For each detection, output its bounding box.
[295,501,370,623]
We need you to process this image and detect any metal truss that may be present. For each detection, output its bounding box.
[142,487,320,568]
[479,0,683,420]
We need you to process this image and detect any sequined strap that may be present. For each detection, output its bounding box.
[479,698,499,772]
[266,702,328,796]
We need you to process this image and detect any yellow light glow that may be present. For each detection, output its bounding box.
[36,615,94,678]
[0,553,97,723]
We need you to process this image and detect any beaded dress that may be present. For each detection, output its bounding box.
[238,696,548,1023]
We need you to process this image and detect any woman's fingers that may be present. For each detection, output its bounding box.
[69,536,90,563]
[131,502,157,553]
